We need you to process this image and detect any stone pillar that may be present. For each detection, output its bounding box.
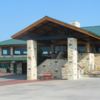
[10,62,14,73]
[86,43,95,71]
[27,40,37,80]
[10,47,13,56]
[88,53,95,71]
[17,63,22,74]
[67,38,78,80]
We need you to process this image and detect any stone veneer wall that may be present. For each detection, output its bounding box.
[38,58,83,80]
[37,59,66,79]
[95,54,100,70]
[37,53,100,79]
[61,62,68,79]
[78,53,90,74]
[38,53,91,79]
[78,53,100,73]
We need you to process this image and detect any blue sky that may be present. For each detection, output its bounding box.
[0,0,100,41]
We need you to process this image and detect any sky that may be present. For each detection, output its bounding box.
[0,0,100,41]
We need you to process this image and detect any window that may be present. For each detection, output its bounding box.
[95,47,100,53]
[14,50,21,55]
[0,63,10,68]
[42,51,48,55]
[78,45,86,53]
[2,48,10,55]
[55,46,66,53]
[41,46,50,55]
[23,51,27,55]
[14,47,27,55]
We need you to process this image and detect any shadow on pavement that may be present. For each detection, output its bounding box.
[0,72,26,81]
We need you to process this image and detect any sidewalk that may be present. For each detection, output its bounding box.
[0,72,33,86]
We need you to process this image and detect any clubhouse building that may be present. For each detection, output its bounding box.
[0,16,100,80]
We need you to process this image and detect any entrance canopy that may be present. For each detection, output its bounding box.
[12,16,100,43]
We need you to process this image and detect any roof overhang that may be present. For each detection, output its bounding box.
[12,16,100,41]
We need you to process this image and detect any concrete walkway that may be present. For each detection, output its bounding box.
[0,78,100,100]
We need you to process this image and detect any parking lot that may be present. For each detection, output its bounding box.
[0,77,100,100]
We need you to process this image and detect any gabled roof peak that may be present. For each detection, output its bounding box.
[12,16,100,40]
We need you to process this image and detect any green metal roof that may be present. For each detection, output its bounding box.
[0,56,27,62]
[82,26,100,37]
[0,39,26,46]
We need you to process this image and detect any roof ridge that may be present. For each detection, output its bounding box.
[0,39,26,42]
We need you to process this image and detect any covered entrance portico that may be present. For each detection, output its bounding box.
[12,16,100,80]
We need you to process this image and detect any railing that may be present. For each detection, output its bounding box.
[0,55,27,57]
[0,55,27,61]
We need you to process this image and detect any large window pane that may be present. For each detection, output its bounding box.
[2,48,10,55]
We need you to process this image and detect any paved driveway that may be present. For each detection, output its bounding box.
[0,78,100,100]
